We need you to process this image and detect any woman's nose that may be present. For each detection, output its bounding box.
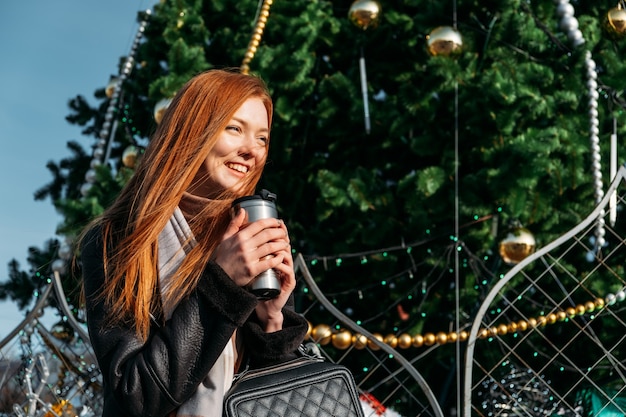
[240,135,265,158]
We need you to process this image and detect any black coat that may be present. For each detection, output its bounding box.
[81,226,308,417]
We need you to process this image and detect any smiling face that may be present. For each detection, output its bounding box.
[189,97,270,199]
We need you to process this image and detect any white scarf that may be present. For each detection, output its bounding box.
[158,206,234,417]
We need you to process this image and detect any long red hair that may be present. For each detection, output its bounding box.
[83,69,273,340]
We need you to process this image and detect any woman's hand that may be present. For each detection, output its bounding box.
[213,209,294,332]
[213,208,292,293]
[254,231,296,332]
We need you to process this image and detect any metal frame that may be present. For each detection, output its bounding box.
[462,164,626,416]
[295,253,444,417]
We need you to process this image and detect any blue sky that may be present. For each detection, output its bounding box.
[0,1,151,339]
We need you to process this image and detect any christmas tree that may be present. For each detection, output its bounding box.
[3,0,626,414]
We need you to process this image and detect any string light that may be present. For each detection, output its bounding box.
[304,214,494,265]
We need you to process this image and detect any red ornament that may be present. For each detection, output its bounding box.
[396,304,410,321]
[360,392,387,415]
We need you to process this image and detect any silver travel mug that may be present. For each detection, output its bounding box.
[231,190,281,300]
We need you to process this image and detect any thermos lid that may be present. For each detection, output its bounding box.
[232,189,277,206]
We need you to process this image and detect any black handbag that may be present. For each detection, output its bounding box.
[223,346,364,417]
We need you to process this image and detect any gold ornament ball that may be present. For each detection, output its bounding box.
[605,6,626,39]
[459,331,469,342]
[595,297,605,309]
[122,145,140,168]
[311,324,332,345]
[397,333,412,349]
[447,332,458,343]
[154,97,172,124]
[332,329,353,350]
[426,26,463,57]
[352,333,369,350]
[435,332,448,345]
[423,333,436,346]
[383,334,398,348]
[48,400,74,417]
[105,78,118,99]
[517,320,528,332]
[498,227,536,265]
[50,321,74,342]
[348,0,382,30]
[412,334,424,348]
[367,333,384,350]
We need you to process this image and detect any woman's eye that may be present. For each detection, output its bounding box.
[258,136,268,144]
[226,125,242,133]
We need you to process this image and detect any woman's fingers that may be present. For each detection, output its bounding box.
[214,216,292,287]
[222,208,247,241]
[240,218,287,241]
[237,218,288,256]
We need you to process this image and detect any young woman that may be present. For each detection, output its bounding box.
[79,69,307,417]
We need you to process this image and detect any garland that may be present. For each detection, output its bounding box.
[307,295,611,349]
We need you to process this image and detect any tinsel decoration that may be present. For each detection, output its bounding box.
[50,11,151,277]
[610,118,618,226]
[584,50,606,255]
[476,363,559,416]
[348,0,382,134]
[52,236,73,279]
[16,353,54,416]
[554,0,584,47]
[80,10,150,198]
[554,0,606,258]
[240,0,273,75]
[304,291,616,350]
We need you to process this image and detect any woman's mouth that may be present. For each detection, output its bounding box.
[226,162,249,174]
